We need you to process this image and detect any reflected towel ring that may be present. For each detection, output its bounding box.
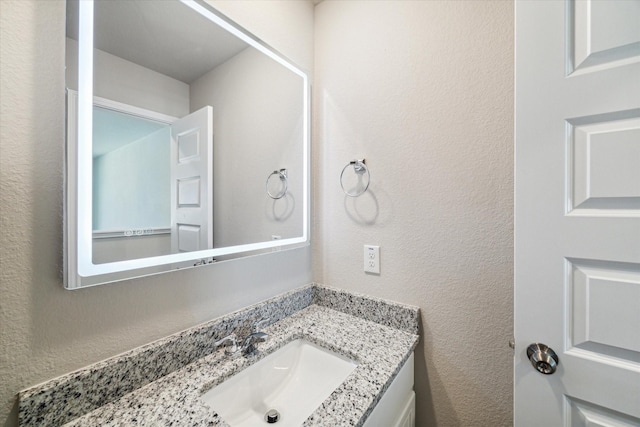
[340,159,370,197]
[266,169,288,199]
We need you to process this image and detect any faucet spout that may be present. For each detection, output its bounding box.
[242,331,268,355]
[215,334,239,356]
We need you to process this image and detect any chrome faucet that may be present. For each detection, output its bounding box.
[241,331,268,355]
[215,318,270,357]
[242,317,270,355]
[215,334,239,356]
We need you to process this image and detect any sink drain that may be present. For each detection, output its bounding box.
[265,409,280,424]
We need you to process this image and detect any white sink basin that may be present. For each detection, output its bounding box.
[201,339,358,426]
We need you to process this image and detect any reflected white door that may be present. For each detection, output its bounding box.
[515,0,640,425]
[170,106,213,253]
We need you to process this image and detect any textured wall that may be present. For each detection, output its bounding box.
[313,1,514,426]
[1,1,514,426]
[0,1,313,426]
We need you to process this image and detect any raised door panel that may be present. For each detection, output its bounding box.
[570,0,640,74]
[170,106,213,253]
[515,0,640,425]
[568,111,640,215]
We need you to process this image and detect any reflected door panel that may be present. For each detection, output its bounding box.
[170,106,213,253]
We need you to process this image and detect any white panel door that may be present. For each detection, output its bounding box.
[515,1,640,425]
[170,106,213,253]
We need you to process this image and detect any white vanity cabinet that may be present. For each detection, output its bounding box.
[363,353,415,427]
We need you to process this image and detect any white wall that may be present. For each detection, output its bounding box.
[93,234,172,264]
[92,127,172,264]
[190,47,305,247]
[65,38,190,118]
[93,128,171,231]
[313,1,514,426]
[0,2,314,426]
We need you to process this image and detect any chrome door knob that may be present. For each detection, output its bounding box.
[526,343,559,375]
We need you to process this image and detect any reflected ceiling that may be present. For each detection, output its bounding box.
[66,0,248,83]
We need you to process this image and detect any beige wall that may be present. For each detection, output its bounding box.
[1,1,514,426]
[0,1,314,426]
[313,1,514,426]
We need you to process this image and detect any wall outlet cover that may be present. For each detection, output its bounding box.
[364,245,380,274]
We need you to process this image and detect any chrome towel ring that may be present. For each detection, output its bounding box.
[266,169,288,199]
[340,159,370,197]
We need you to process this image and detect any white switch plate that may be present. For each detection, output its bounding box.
[364,245,380,274]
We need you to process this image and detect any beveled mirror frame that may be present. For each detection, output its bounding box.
[64,0,310,289]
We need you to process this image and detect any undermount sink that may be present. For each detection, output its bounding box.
[200,339,358,426]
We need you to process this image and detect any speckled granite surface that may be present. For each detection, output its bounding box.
[314,284,420,335]
[19,284,419,427]
[18,285,315,427]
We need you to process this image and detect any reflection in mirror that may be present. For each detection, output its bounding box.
[64,0,309,288]
[90,98,176,264]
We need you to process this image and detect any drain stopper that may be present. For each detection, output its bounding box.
[265,409,280,424]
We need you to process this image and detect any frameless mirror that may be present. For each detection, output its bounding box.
[64,0,309,288]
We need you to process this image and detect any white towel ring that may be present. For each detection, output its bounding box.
[340,159,370,197]
[266,169,288,199]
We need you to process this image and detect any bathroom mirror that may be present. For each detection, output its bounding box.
[64,0,309,288]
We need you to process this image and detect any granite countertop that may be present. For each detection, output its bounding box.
[63,304,419,426]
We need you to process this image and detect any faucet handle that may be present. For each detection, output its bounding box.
[253,318,270,332]
[215,334,239,355]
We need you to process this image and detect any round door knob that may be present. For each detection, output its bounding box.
[527,343,559,374]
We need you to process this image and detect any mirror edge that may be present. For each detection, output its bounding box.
[63,0,311,289]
